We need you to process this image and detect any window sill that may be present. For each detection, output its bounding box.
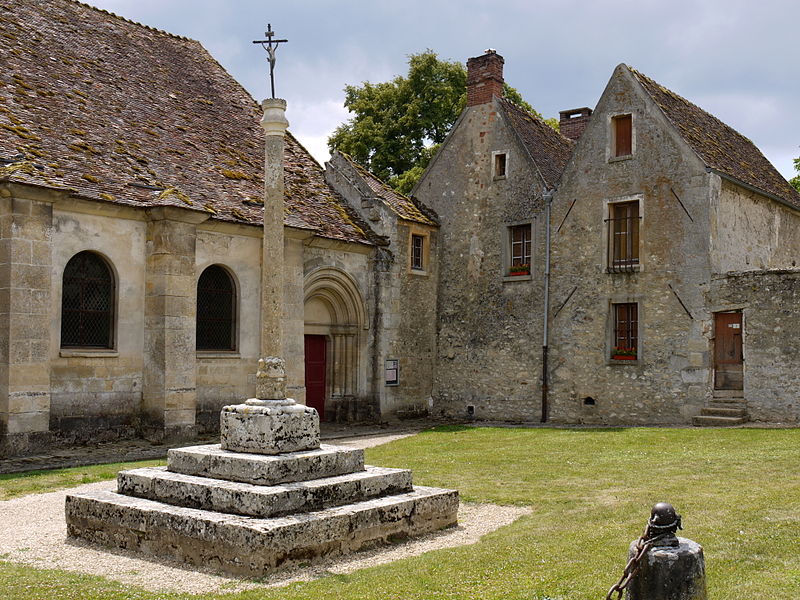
[503,274,532,282]
[606,265,641,274]
[608,154,634,163]
[409,269,429,277]
[608,358,640,366]
[196,352,241,359]
[60,349,118,358]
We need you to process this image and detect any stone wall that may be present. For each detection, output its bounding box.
[48,204,145,444]
[709,270,800,423]
[0,187,54,455]
[324,155,439,419]
[710,178,800,273]
[416,99,547,422]
[194,225,261,433]
[548,65,713,425]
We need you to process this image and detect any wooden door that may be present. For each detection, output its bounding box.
[714,312,743,390]
[304,335,327,419]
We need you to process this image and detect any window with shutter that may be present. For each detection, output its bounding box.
[612,303,638,360]
[613,114,632,157]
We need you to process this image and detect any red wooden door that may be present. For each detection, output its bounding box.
[304,335,327,419]
[714,312,743,390]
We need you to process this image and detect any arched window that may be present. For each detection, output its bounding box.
[196,265,236,351]
[61,251,115,348]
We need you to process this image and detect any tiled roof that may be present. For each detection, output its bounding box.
[497,97,575,189]
[630,67,800,210]
[338,153,438,226]
[0,0,371,245]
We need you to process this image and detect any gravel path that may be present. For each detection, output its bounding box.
[0,433,531,595]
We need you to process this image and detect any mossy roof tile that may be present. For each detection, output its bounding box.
[0,0,371,245]
[630,67,800,209]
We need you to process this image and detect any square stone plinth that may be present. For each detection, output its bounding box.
[220,402,319,455]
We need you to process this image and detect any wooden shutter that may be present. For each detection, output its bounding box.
[614,114,632,157]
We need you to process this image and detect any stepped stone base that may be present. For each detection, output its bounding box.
[167,444,364,486]
[66,486,458,577]
[117,465,414,518]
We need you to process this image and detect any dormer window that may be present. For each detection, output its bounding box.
[612,114,632,157]
[493,151,507,179]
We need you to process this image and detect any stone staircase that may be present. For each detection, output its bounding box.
[692,390,749,427]
[66,388,458,578]
[66,442,458,577]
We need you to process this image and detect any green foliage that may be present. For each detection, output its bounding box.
[329,51,554,193]
[790,156,800,192]
[2,428,799,599]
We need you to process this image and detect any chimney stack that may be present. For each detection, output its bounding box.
[559,107,593,141]
[466,49,504,107]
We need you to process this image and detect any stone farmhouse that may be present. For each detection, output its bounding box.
[2,1,799,458]
[415,51,800,426]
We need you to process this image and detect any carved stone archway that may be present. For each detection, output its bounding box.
[303,268,369,421]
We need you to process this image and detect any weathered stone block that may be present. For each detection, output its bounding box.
[220,400,319,454]
[167,443,364,486]
[65,485,458,578]
[117,465,413,518]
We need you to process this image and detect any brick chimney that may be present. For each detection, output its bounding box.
[466,50,504,107]
[559,107,593,141]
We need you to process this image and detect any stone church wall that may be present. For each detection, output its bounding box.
[48,204,146,444]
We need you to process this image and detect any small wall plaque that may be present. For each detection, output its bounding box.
[385,359,399,386]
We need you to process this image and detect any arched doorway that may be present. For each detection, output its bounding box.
[303,268,367,421]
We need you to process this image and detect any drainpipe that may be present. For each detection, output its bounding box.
[541,188,554,423]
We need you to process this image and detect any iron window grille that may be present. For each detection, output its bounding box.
[612,302,638,359]
[61,251,115,348]
[606,201,641,273]
[196,265,236,351]
[411,234,424,271]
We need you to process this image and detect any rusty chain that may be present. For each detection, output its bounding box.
[604,523,670,600]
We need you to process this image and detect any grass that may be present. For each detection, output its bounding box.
[1,426,798,599]
[0,459,164,500]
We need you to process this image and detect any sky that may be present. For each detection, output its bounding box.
[87,0,799,180]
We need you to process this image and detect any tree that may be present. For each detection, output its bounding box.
[328,51,555,195]
[791,156,800,192]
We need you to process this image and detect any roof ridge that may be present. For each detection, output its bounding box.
[68,0,197,43]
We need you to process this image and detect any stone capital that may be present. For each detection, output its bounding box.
[260,98,289,137]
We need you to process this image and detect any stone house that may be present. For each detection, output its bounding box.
[415,51,800,426]
[0,0,435,457]
[414,51,573,422]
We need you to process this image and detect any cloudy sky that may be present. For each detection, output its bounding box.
[88,0,799,180]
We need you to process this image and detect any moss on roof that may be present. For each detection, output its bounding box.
[0,0,371,245]
[629,67,800,209]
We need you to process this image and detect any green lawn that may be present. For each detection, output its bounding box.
[1,426,798,599]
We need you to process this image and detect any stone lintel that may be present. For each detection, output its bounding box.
[167,443,363,486]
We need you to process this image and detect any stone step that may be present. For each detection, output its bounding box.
[708,400,747,409]
[66,486,459,578]
[699,407,747,418]
[117,465,413,518]
[692,415,748,427]
[712,389,745,399]
[167,443,364,486]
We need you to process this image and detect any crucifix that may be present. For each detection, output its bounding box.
[253,24,288,99]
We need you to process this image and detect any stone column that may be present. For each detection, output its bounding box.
[219,98,319,455]
[142,206,208,443]
[0,188,54,457]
